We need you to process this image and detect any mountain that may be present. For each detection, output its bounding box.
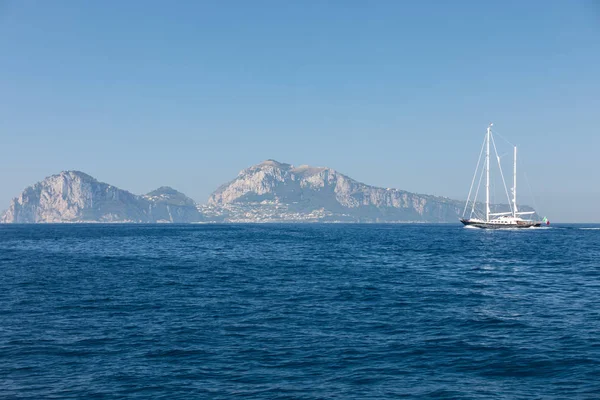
[205,160,466,222]
[0,171,202,223]
[142,186,201,222]
[1,162,537,223]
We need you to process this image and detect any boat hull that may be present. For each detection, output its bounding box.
[460,219,541,229]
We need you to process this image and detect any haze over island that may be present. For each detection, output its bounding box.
[1,2,598,222]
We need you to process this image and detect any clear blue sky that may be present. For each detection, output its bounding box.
[1,0,599,222]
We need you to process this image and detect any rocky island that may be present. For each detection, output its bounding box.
[1,160,534,223]
[201,160,463,222]
[0,171,201,223]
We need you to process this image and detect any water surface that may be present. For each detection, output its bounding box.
[1,224,599,398]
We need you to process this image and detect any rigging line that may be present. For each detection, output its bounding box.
[473,168,485,218]
[463,133,487,217]
[470,156,486,218]
[490,132,514,214]
[491,174,499,213]
[471,153,486,218]
[491,128,515,148]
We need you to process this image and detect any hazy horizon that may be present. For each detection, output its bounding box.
[1,1,599,223]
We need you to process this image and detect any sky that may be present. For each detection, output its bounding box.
[1,0,599,222]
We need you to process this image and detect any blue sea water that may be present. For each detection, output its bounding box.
[1,223,600,399]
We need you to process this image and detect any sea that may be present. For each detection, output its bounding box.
[1,223,599,399]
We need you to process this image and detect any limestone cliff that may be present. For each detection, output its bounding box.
[1,162,536,223]
[207,160,464,222]
[0,171,201,223]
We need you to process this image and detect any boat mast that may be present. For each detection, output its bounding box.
[513,146,518,217]
[486,124,491,222]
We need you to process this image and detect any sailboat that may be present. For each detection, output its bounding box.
[460,124,544,229]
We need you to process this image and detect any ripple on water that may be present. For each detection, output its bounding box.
[1,223,599,399]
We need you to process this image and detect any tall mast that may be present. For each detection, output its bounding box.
[486,124,491,222]
[513,146,518,217]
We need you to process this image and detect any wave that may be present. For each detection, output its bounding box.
[463,225,551,231]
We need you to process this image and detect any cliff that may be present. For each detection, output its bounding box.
[0,171,201,223]
[205,160,464,222]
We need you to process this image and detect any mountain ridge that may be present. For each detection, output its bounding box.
[206,160,464,222]
[0,171,201,223]
[1,160,535,223]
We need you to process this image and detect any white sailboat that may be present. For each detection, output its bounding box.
[460,124,544,229]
